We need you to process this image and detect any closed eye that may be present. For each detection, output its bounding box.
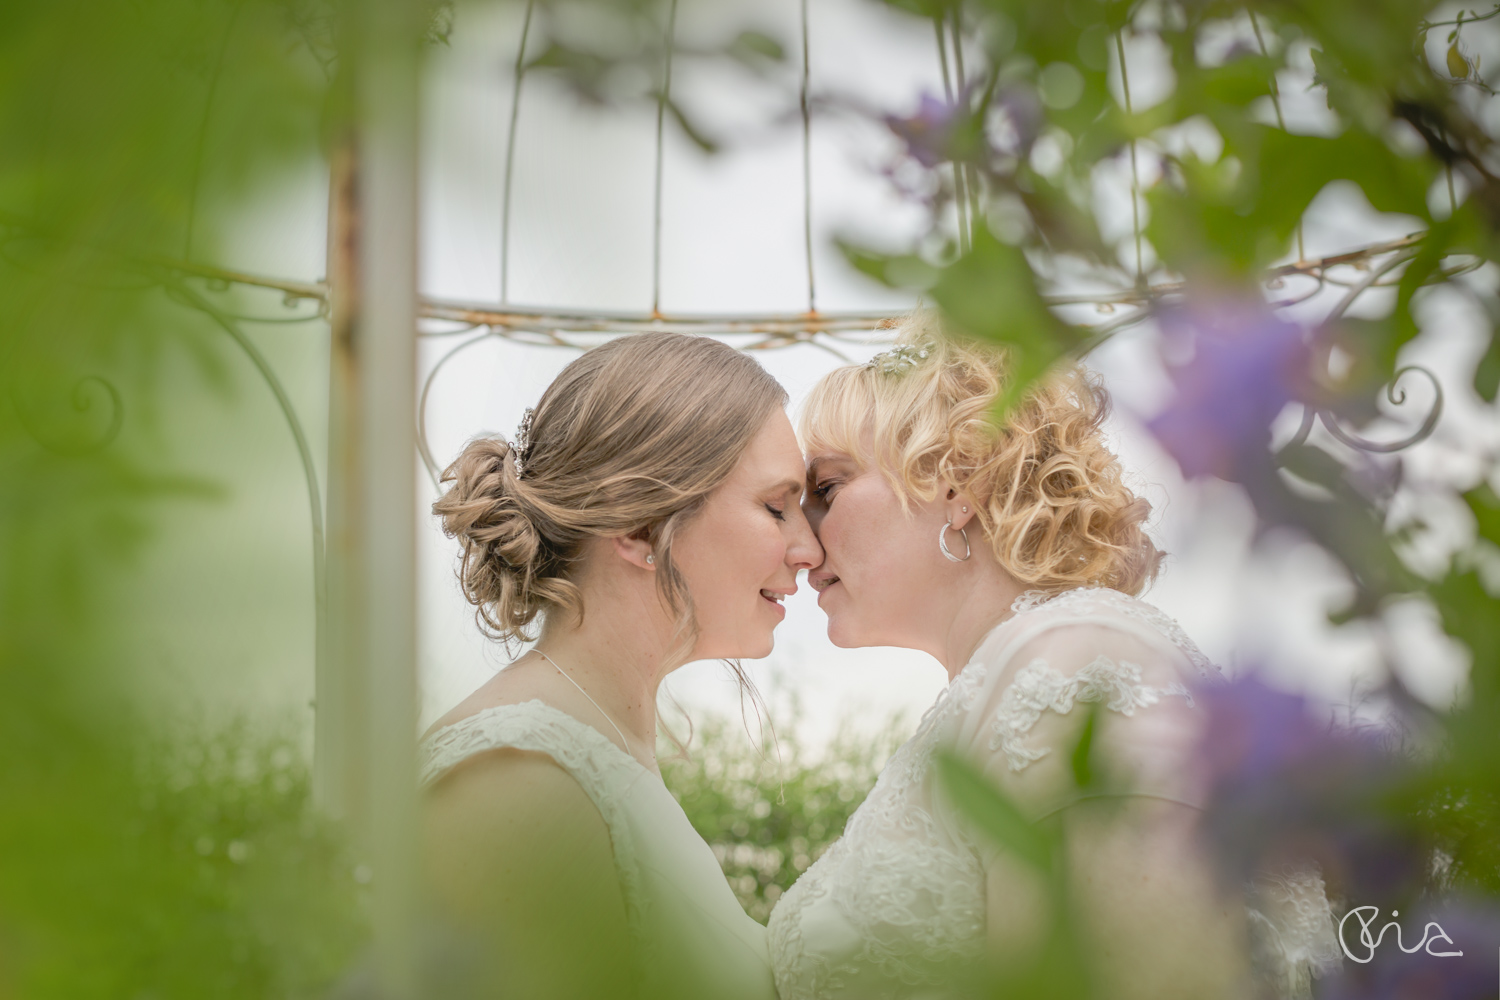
[765,503,787,521]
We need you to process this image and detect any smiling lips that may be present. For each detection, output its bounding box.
[760,588,792,611]
[809,570,839,593]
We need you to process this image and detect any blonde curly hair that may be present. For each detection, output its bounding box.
[799,312,1161,595]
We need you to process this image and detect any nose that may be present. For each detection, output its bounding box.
[786,501,824,572]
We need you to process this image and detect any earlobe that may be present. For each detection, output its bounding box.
[943,485,976,530]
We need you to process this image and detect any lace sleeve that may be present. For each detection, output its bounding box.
[949,612,1210,827]
[947,598,1342,1000]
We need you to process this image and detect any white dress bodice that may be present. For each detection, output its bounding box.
[419,700,776,1000]
[766,586,1342,1000]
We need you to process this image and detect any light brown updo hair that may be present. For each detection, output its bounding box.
[434,332,788,646]
[800,311,1162,594]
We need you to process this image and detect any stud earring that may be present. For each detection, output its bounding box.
[646,554,654,565]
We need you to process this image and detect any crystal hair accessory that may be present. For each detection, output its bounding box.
[867,343,932,376]
[513,407,536,478]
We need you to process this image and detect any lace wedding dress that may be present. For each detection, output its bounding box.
[767,586,1342,1000]
[419,700,776,1000]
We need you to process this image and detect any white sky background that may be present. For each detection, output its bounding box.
[200,0,1496,754]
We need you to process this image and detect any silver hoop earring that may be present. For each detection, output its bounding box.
[939,520,971,562]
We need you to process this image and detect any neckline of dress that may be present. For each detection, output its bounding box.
[945,584,1217,691]
[423,698,657,779]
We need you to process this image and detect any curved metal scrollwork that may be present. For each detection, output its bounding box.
[417,326,493,488]
[165,278,327,651]
[1314,366,1445,455]
[10,372,125,457]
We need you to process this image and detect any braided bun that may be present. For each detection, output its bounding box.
[433,332,787,646]
[433,436,577,642]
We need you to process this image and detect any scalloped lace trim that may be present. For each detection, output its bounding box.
[986,655,1195,771]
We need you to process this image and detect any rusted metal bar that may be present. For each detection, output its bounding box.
[159,232,1435,338]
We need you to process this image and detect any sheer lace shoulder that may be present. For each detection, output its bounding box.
[1007,586,1221,680]
[951,587,1214,793]
[987,655,1195,772]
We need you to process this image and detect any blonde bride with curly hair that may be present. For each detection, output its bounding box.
[767,312,1340,1000]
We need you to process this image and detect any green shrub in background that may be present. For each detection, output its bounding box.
[130,721,368,997]
[662,705,909,923]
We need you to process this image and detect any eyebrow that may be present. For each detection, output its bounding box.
[806,455,850,480]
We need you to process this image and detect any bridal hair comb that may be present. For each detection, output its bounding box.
[866,343,932,376]
[513,407,536,478]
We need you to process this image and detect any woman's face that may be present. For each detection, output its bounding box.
[672,410,823,660]
[801,449,957,649]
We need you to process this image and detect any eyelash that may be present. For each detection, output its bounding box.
[765,503,786,521]
[811,481,839,502]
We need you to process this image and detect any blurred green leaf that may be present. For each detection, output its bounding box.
[1465,483,1500,546]
[664,97,720,155]
[1475,327,1500,402]
[926,224,1084,415]
[935,751,1057,874]
[1069,703,1099,791]
[727,30,785,65]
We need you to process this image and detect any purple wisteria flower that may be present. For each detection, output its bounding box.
[885,92,963,168]
[1147,299,1312,484]
[1196,675,1426,905]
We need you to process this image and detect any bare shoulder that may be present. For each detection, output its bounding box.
[421,658,559,739]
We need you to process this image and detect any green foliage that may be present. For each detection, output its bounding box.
[935,751,1057,874]
[0,1,377,995]
[661,711,906,923]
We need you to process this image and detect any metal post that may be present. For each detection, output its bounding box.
[358,2,421,988]
[322,1,422,993]
[318,133,364,824]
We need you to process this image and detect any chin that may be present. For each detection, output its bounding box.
[825,617,869,649]
[740,630,775,660]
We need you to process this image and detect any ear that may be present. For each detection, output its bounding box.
[611,530,656,571]
[943,484,977,531]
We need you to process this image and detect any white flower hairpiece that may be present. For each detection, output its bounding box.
[866,343,932,375]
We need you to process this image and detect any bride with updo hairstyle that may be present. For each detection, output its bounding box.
[769,311,1340,1000]
[420,332,821,1000]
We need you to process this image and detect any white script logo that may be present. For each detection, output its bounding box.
[1338,906,1464,964]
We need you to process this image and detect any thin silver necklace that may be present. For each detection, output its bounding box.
[533,649,636,759]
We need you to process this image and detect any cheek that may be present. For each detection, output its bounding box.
[688,513,783,608]
[824,500,906,608]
